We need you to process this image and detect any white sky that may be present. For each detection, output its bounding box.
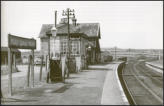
[1,1,163,50]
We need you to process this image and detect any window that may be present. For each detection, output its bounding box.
[61,40,68,55]
[61,40,80,55]
[71,41,80,55]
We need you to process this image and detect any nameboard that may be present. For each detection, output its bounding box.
[8,34,36,49]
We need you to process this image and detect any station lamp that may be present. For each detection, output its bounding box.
[51,25,57,37]
[88,45,91,50]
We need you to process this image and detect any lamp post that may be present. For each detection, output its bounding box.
[51,25,57,36]
[46,32,51,83]
[62,8,75,76]
[51,11,57,37]
[46,32,51,59]
[46,10,58,83]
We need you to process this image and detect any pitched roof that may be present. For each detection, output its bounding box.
[39,23,100,39]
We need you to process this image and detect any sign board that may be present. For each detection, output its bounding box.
[8,34,36,49]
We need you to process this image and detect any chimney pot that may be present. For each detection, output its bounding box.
[72,18,77,26]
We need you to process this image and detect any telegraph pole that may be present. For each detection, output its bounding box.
[67,8,70,59]
[62,8,75,76]
[158,50,160,60]
[129,48,130,57]
[114,46,117,60]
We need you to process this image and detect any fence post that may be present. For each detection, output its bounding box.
[31,49,34,87]
[27,55,31,87]
[13,53,16,70]
[45,55,47,71]
[8,48,12,96]
[39,55,43,81]
[61,56,66,82]
[1,90,2,98]
[5,56,7,69]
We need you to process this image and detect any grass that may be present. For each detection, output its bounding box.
[1,65,47,98]
[1,65,20,75]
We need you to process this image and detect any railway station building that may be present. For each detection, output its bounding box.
[38,18,101,69]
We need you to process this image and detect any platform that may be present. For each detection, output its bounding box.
[145,62,163,74]
[101,62,129,105]
[1,62,129,105]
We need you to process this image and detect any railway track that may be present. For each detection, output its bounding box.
[122,60,163,105]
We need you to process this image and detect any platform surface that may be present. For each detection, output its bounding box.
[101,62,129,105]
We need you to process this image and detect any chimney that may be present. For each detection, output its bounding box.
[72,18,77,26]
[59,18,68,24]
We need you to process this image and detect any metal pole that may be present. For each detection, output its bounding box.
[55,11,57,27]
[8,47,12,96]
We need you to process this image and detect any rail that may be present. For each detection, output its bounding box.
[133,63,163,104]
[117,62,136,105]
[121,60,163,105]
[145,62,163,70]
